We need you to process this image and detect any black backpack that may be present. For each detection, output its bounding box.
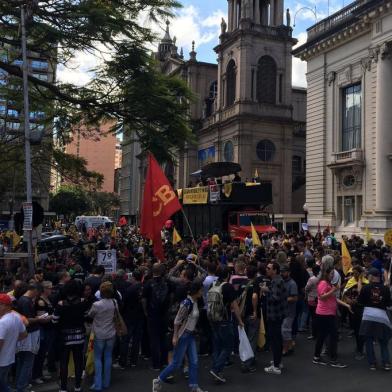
[150,279,169,311]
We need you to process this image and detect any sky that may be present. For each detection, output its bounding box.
[58,0,350,88]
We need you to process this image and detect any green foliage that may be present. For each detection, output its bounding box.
[49,185,91,218]
[0,0,194,164]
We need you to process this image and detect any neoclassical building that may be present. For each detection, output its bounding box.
[121,0,307,219]
[294,0,392,237]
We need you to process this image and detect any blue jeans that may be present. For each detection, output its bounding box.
[159,332,199,389]
[16,351,35,392]
[0,365,11,392]
[93,337,116,391]
[211,321,234,373]
[365,336,391,365]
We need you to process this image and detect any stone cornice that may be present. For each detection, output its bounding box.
[293,0,392,61]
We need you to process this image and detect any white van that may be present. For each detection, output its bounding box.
[74,216,113,230]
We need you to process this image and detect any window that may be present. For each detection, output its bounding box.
[257,56,277,104]
[32,73,48,81]
[256,140,275,161]
[12,59,23,66]
[226,60,236,106]
[30,111,45,119]
[31,60,48,70]
[6,122,20,130]
[342,84,361,151]
[292,155,302,172]
[223,141,234,162]
[344,196,355,224]
[205,80,217,117]
[7,109,18,118]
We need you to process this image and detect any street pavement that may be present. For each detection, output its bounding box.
[36,330,392,392]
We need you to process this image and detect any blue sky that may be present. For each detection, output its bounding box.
[164,0,349,87]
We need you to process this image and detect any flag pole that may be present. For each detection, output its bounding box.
[181,208,195,241]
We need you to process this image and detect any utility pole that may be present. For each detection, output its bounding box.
[21,4,35,276]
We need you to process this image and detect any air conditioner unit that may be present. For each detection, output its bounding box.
[344,198,353,206]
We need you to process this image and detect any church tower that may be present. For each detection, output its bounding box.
[199,0,306,214]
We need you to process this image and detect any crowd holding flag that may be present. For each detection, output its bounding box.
[251,222,261,247]
[341,239,353,275]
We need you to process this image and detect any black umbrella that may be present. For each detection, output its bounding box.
[201,162,242,178]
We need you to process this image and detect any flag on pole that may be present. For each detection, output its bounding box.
[365,226,371,243]
[172,227,182,245]
[140,153,182,261]
[341,240,352,275]
[251,222,261,247]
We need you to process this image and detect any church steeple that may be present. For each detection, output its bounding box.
[158,20,177,61]
[227,0,284,31]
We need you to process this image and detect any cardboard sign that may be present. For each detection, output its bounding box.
[22,202,33,231]
[97,250,117,273]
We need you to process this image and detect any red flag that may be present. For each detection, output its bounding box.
[140,153,181,260]
[118,216,127,227]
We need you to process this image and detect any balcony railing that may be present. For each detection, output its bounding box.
[333,148,363,161]
[307,0,365,39]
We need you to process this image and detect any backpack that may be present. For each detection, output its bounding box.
[150,279,169,311]
[207,281,227,322]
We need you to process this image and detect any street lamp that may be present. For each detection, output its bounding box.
[293,7,318,29]
[303,203,309,224]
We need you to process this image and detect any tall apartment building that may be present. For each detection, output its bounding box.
[294,0,392,238]
[0,45,55,217]
[64,122,118,193]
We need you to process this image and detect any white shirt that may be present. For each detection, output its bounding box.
[0,312,26,366]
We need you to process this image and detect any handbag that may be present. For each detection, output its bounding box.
[112,299,128,337]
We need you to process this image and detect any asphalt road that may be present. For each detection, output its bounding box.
[36,330,392,392]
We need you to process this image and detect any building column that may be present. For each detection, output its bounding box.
[254,0,260,23]
[233,0,238,29]
[376,43,392,212]
[270,0,275,26]
[275,0,284,26]
[228,0,233,31]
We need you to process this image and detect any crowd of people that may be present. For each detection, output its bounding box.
[0,224,392,392]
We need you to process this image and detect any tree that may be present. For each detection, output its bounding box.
[0,0,194,166]
[88,191,120,216]
[49,185,91,219]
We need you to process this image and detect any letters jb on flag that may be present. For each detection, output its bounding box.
[140,153,181,260]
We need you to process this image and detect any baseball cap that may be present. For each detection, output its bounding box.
[0,293,12,306]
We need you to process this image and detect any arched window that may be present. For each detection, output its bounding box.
[257,55,277,104]
[226,60,236,107]
[256,140,276,161]
[205,80,217,117]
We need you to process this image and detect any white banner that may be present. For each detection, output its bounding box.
[97,250,117,273]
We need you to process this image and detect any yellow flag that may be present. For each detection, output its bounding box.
[365,226,371,242]
[111,225,117,238]
[255,168,259,178]
[172,227,182,245]
[11,231,21,249]
[341,240,352,275]
[251,222,261,247]
[257,312,266,349]
[85,333,95,376]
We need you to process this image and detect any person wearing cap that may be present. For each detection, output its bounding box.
[0,294,27,392]
[358,267,392,370]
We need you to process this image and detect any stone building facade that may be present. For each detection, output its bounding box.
[121,0,307,218]
[294,0,392,237]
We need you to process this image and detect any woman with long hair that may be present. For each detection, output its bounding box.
[312,263,351,368]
